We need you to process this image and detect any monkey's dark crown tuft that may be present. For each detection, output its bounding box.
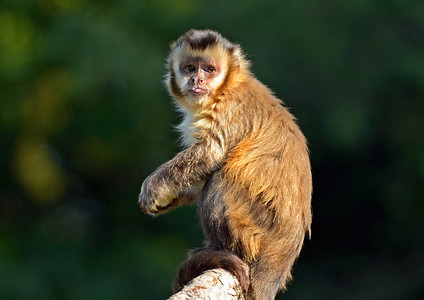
[174,29,236,52]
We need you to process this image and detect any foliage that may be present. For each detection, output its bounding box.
[0,0,423,299]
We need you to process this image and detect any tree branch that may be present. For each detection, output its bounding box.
[168,268,245,300]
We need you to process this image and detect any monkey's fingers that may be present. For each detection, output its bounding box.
[138,193,176,216]
[155,201,174,212]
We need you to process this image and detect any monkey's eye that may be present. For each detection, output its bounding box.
[205,66,215,73]
[185,65,196,72]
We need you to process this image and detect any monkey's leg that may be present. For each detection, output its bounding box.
[172,172,250,295]
[197,172,234,248]
[209,178,297,300]
[248,256,294,300]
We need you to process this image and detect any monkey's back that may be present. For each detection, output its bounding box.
[215,76,312,286]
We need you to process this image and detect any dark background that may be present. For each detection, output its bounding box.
[1,0,423,299]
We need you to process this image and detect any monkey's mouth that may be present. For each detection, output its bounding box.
[188,87,208,95]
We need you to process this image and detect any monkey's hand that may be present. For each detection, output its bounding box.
[138,173,178,216]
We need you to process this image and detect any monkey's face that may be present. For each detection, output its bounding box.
[177,56,224,99]
[166,33,243,109]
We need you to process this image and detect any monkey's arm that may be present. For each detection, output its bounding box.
[138,142,223,215]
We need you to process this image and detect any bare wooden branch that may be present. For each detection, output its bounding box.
[168,268,245,300]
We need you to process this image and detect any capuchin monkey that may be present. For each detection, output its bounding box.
[138,29,312,300]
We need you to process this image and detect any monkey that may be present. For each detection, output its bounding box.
[138,29,312,300]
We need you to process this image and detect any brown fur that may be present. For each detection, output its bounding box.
[138,29,312,300]
[173,247,250,294]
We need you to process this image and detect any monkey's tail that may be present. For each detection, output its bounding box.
[173,248,250,294]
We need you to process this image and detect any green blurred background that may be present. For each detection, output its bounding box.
[1,0,423,299]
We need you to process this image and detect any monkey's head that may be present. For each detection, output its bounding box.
[165,29,249,110]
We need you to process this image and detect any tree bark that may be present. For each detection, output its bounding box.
[168,268,245,300]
